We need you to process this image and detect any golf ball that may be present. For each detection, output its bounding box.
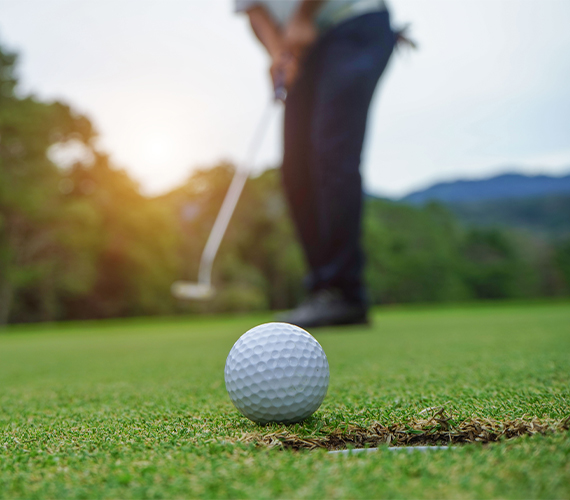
[224,322,329,424]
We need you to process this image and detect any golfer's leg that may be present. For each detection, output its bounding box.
[310,12,394,304]
[281,62,320,279]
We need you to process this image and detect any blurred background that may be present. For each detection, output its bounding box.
[0,0,569,325]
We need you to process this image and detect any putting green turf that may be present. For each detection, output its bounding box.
[1,302,569,498]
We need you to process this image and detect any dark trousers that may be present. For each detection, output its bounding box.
[282,10,395,305]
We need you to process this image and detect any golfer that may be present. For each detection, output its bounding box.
[237,0,397,327]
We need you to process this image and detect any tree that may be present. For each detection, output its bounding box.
[0,44,95,324]
[363,200,468,304]
[460,229,536,299]
[62,154,180,319]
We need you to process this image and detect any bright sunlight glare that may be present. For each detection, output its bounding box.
[144,135,175,166]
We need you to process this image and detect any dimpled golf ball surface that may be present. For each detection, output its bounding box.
[225,322,329,424]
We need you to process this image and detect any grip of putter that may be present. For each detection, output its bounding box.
[274,71,287,102]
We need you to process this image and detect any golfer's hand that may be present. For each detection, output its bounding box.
[272,14,317,91]
[270,51,299,93]
[283,14,318,61]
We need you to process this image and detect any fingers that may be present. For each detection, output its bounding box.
[282,17,318,61]
[271,52,299,92]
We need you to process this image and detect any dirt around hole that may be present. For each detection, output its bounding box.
[237,408,570,451]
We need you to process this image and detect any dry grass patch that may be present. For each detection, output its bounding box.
[238,408,570,451]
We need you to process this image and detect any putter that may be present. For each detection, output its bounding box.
[172,83,287,300]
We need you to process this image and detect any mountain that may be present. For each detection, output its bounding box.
[395,171,570,238]
[402,172,570,205]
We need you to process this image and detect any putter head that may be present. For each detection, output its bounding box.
[171,281,215,300]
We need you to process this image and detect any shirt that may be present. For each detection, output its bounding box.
[235,0,387,32]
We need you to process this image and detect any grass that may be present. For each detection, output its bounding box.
[0,301,569,498]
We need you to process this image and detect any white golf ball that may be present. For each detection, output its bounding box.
[224,322,329,424]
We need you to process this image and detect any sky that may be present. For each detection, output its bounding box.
[0,0,569,198]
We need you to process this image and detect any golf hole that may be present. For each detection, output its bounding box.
[236,410,570,453]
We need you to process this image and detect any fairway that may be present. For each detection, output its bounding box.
[1,302,569,498]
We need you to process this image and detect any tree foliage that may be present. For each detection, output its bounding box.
[0,46,95,323]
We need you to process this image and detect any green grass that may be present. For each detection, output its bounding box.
[1,301,569,499]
